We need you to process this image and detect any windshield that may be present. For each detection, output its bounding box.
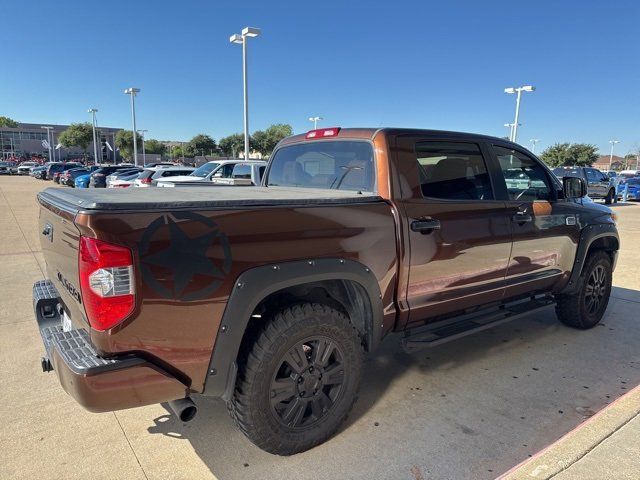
[267,141,375,192]
[191,162,220,178]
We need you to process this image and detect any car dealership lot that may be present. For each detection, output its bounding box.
[1,175,639,480]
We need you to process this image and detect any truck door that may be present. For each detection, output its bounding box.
[585,168,607,197]
[395,136,512,326]
[490,144,579,296]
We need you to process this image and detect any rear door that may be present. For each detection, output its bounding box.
[585,168,607,197]
[395,136,512,325]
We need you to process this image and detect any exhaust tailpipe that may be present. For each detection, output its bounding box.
[168,397,198,422]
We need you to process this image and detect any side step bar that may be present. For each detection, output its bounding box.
[402,296,555,353]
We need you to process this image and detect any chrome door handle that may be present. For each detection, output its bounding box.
[512,211,533,223]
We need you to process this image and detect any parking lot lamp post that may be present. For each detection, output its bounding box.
[139,129,148,166]
[40,126,54,162]
[504,85,535,142]
[123,88,141,166]
[608,140,619,170]
[530,138,539,154]
[230,27,261,161]
[309,116,323,129]
[88,109,99,166]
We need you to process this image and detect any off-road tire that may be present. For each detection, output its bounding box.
[555,250,612,329]
[229,303,364,455]
[605,188,615,205]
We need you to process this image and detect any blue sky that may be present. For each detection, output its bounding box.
[1,0,638,156]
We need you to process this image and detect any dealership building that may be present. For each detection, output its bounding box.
[0,122,122,162]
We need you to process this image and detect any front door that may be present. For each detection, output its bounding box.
[395,137,513,326]
[585,168,608,198]
[490,144,579,297]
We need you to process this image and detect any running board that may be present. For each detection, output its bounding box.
[401,296,555,353]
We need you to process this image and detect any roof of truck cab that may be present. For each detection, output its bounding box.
[277,127,522,148]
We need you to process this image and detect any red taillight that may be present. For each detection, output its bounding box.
[79,237,135,331]
[306,127,341,139]
[140,177,152,184]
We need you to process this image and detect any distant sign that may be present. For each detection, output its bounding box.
[42,140,50,149]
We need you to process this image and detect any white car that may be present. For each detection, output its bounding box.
[156,160,266,187]
[17,162,40,175]
[134,166,196,187]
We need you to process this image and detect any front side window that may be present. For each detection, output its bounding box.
[416,141,493,200]
[493,146,552,201]
[267,141,375,192]
[212,164,235,178]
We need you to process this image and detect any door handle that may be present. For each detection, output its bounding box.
[411,218,441,233]
[512,211,533,223]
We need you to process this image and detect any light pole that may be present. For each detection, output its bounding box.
[40,126,54,162]
[230,26,261,161]
[529,138,540,154]
[309,116,323,129]
[139,129,148,166]
[88,108,99,166]
[608,140,620,170]
[124,87,141,166]
[504,85,535,142]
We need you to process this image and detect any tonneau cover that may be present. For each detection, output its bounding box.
[38,186,382,212]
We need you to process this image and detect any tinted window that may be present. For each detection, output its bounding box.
[494,146,552,201]
[232,164,252,179]
[416,142,493,200]
[267,141,375,192]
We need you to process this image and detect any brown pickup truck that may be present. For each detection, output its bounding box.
[34,127,619,455]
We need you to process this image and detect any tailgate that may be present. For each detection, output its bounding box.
[38,197,86,328]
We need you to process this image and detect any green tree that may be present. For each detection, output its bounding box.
[115,130,142,161]
[144,139,166,156]
[252,123,293,156]
[540,143,599,167]
[186,134,217,157]
[58,123,95,159]
[0,116,19,128]
[219,133,244,158]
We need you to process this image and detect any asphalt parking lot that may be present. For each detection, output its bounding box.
[1,175,639,480]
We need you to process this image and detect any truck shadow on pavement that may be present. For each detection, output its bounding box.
[147,286,640,480]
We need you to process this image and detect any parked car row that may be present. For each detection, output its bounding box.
[552,166,640,202]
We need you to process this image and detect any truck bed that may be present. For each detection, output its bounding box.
[38,186,381,211]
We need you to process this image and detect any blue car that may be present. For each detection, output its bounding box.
[75,173,91,188]
[618,177,640,201]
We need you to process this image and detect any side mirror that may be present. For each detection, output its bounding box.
[563,176,587,199]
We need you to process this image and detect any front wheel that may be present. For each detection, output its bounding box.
[555,251,612,329]
[229,303,363,455]
[605,188,615,205]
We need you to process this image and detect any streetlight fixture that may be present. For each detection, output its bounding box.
[504,85,535,142]
[503,122,520,140]
[230,26,261,161]
[88,108,99,166]
[139,129,148,166]
[608,139,620,170]
[123,87,141,166]
[40,126,54,162]
[309,116,323,129]
[529,138,540,154]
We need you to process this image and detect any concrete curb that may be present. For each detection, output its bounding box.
[497,384,640,479]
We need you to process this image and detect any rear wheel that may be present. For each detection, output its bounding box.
[229,303,363,455]
[555,251,612,329]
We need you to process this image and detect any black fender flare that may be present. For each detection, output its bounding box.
[202,258,383,399]
[560,223,619,294]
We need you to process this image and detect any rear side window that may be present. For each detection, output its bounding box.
[267,141,375,192]
[493,146,552,201]
[415,142,493,200]
[232,164,252,179]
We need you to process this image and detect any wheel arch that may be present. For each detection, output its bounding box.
[560,223,619,295]
[202,258,383,399]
